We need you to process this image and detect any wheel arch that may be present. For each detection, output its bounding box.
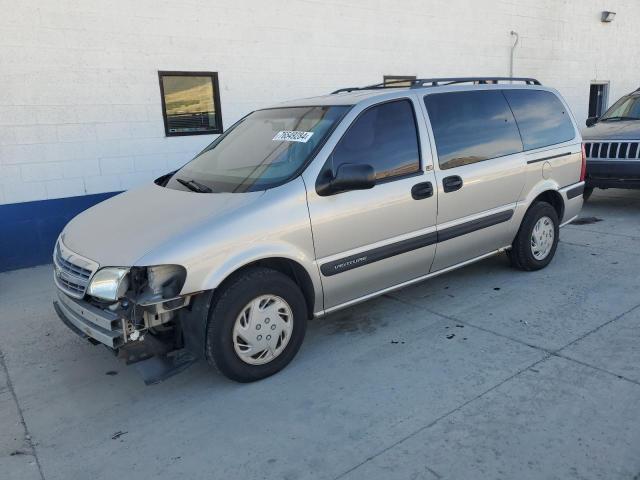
[531,189,564,221]
[208,256,319,319]
[522,179,565,222]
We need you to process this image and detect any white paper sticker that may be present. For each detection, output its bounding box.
[272,130,314,143]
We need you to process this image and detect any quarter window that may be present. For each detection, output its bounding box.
[159,71,223,136]
[503,89,576,150]
[424,91,523,169]
[329,100,421,181]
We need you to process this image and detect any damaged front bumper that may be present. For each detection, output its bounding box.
[53,289,124,349]
[53,287,210,384]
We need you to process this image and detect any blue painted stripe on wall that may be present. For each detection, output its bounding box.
[0,192,122,272]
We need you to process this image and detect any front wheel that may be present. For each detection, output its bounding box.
[508,201,559,271]
[205,268,307,382]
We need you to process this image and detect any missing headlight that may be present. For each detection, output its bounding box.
[129,265,187,305]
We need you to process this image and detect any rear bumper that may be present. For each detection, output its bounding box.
[558,181,584,226]
[586,160,640,189]
[53,290,124,348]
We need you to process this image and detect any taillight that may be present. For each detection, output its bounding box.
[580,144,587,182]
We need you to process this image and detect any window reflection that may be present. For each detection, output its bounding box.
[331,100,421,180]
[160,73,221,135]
[424,91,523,169]
[504,90,575,150]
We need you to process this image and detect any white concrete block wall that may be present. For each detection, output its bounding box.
[0,0,638,205]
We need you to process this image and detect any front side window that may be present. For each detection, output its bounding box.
[424,91,523,169]
[328,99,421,181]
[503,89,576,150]
[600,95,640,121]
[165,106,349,193]
[159,71,223,136]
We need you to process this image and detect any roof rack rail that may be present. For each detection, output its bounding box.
[331,76,541,94]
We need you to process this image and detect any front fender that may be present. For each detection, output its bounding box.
[136,177,322,311]
[199,243,323,311]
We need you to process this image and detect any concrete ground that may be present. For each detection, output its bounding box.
[1,189,639,480]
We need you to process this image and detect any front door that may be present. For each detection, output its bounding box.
[422,89,526,271]
[304,97,438,310]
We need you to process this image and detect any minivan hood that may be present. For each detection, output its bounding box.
[582,120,640,141]
[62,183,264,266]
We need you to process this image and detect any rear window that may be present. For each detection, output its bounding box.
[424,90,523,169]
[503,89,575,150]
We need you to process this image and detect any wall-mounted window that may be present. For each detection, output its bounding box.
[383,75,416,87]
[158,71,223,136]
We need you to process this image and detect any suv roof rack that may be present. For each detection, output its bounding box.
[331,76,541,94]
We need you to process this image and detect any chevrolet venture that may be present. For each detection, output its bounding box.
[53,77,585,382]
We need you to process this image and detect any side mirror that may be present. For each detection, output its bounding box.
[316,163,376,196]
[586,116,599,127]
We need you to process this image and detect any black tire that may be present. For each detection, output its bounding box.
[205,268,307,382]
[583,186,594,202]
[508,201,559,271]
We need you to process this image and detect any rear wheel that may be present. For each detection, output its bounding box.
[508,201,559,271]
[205,268,307,382]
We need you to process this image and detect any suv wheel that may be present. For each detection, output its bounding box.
[205,268,307,382]
[508,201,559,271]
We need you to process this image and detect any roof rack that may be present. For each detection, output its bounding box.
[331,76,541,94]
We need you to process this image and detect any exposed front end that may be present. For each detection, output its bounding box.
[52,236,198,382]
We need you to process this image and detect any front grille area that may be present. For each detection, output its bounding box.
[57,275,86,296]
[53,240,97,298]
[56,246,92,280]
[585,141,640,160]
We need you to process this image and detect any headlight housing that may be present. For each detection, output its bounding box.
[87,267,129,301]
[144,265,187,300]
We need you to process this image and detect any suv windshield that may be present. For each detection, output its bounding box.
[600,95,640,121]
[166,105,350,193]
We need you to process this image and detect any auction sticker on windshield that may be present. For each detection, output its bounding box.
[273,131,314,143]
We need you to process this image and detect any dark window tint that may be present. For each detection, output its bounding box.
[424,91,523,169]
[330,100,420,181]
[504,89,575,150]
[159,71,222,136]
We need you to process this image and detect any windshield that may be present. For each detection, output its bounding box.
[600,95,640,121]
[166,105,350,193]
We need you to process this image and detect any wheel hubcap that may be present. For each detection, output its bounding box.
[531,216,555,260]
[232,295,293,365]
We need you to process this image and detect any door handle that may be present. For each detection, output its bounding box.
[411,181,433,200]
[442,175,463,193]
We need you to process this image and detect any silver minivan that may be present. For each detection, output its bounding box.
[53,77,585,383]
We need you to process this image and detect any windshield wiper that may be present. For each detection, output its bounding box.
[176,178,212,193]
[600,116,640,122]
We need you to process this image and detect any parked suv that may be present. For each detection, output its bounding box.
[53,77,585,383]
[583,87,640,200]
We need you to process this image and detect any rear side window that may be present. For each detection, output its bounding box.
[330,99,420,181]
[503,89,575,150]
[424,91,523,169]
